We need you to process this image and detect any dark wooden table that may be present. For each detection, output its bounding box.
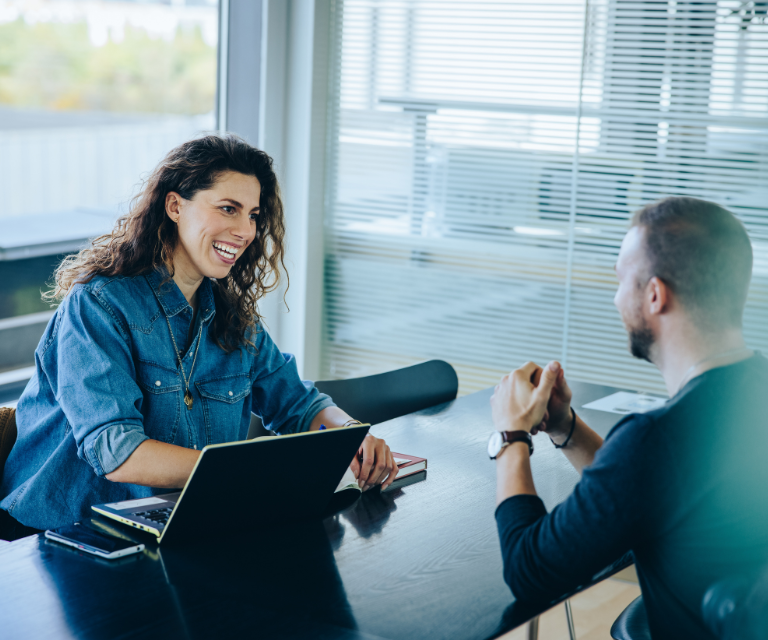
[0,381,625,640]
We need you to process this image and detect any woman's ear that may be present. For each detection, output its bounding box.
[165,192,182,223]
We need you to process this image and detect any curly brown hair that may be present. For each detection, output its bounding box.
[46,134,287,352]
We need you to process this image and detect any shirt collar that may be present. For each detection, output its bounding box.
[145,266,216,323]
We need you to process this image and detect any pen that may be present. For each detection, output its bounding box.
[319,424,326,431]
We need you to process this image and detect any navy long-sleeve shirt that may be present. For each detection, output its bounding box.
[496,354,768,640]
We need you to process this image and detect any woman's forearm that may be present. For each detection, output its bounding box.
[106,407,355,488]
[105,439,201,488]
[308,406,355,431]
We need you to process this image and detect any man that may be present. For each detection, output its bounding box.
[489,197,768,639]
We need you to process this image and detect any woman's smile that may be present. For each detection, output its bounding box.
[212,240,241,264]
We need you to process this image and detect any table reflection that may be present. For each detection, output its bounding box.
[35,519,361,638]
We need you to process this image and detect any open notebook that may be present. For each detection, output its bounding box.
[335,452,427,494]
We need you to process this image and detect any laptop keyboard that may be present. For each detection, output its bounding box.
[135,507,173,527]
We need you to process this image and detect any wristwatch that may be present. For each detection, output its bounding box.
[487,430,533,459]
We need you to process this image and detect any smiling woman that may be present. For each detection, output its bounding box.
[0,134,397,536]
[46,135,285,355]
[165,172,264,311]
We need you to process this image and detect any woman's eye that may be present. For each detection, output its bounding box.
[222,206,235,214]
[249,212,258,221]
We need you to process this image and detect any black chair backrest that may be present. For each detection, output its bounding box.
[314,360,458,426]
[247,360,459,438]
[610,595,651,640]
[702,565,768,640]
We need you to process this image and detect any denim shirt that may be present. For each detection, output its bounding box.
[0,269,334,529]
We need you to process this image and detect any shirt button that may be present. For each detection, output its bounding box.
[155,380,161,387]
[228,391,233,396]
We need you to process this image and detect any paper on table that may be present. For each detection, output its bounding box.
[582,391,667,415]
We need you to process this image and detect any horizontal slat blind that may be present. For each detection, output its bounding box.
[322,0,768,396]
[567,0,768,391]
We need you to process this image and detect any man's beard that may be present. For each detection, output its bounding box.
[628,317,655,363]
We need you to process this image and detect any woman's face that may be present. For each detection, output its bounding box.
[166,170,261,282]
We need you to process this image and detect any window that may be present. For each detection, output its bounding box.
[322,0,768,395]
[0,0,219,375]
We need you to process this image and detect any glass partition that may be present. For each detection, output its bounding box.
[0,0,219,376]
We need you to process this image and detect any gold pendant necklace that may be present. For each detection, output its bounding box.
[165,314,203,411]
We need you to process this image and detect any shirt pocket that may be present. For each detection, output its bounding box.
[136,360,182,444]
[196,374,252,445]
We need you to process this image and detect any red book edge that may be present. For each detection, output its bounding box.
[391,452,427,476]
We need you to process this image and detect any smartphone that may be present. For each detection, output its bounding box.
[45,522,145,559]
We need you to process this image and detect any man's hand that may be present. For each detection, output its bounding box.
[531,365,573,439]
[350,433,398,491]
[491,361,562,433]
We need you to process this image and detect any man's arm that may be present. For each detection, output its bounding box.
[544,410,604,477]
[491,361,559,504]
[491,360,654,602]
[495,441,537,504]
[491,362,603,506]
[529,365,603,475]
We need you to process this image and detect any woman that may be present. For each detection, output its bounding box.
[0,134,396,535]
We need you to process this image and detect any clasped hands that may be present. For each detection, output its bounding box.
[490,360,573,440]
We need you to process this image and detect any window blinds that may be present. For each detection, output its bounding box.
[321,0,768,396]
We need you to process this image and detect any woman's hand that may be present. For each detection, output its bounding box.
[350,433,398,491]
[309,407,398,490]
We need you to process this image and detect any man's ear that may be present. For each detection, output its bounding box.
[647,276,672,316]
[165,192,182,222]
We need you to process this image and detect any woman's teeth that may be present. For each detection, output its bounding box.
[213,243,237,259]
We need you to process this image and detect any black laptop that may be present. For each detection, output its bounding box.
[92,424,369,544]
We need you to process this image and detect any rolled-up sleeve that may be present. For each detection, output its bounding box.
[43,289,149,476]
[248,326,335,435]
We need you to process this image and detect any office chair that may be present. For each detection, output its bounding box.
[611,564,768,640]
[248,360,459,438]
[610,596,650,640]
[702,564,768,640]
[314,359,459,425]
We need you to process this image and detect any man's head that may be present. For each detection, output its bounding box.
[614,197,753,362]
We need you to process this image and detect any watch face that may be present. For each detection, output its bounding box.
[487,431,503,458]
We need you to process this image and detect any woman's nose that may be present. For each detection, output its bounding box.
[234,214,254,241]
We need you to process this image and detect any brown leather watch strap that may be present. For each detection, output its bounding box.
[501,430,533,456]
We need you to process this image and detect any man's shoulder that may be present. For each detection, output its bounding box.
[604,409,660,444]
[674,354,768,419]
[604,355,768,452]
